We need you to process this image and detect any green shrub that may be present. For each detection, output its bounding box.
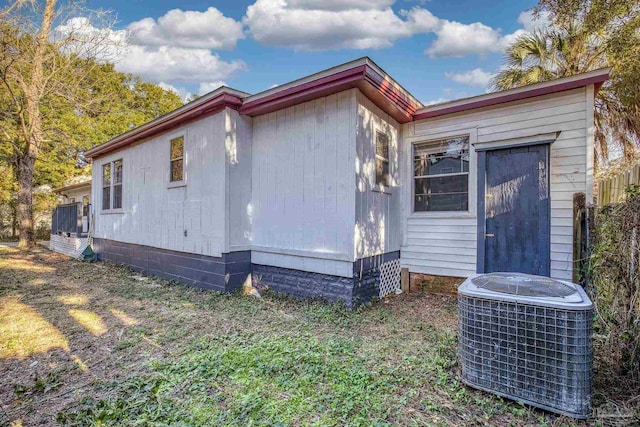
[589,185,640,390]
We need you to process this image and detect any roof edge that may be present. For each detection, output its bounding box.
[85,87,249,159]
[240,58,422,122]
[414,68,610,121]
[243,57,420,107]
[53,180,92,194]
[85,58,425,159]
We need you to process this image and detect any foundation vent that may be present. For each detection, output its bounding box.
[379,259,401,298]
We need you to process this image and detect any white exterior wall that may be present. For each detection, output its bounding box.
[92,113,228,257]
[401,87,592,281]
[250,90,357,277]
[226,109,253,252]
[61,187,90,204]
[355,91,401,258]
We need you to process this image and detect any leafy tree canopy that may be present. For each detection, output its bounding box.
[0,13,183,239]
[493,0,640,168]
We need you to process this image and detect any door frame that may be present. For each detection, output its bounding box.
[475,141,552,274]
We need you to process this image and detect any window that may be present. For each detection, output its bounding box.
[101,159,123,211]
[102,163,111,210]
[113,159,123,209]
[82,195,89,217]
[414,136,469,212]
[375,131,390,186]
[170,136,184,182]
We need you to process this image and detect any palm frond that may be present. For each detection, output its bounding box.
[493,20,640,168]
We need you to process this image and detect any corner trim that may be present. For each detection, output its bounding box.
[476,150,486,274]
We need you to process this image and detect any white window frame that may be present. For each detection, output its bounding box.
[101,159,124,213]
[375,130,390,187]
[101,163,111,211]
[406,127,477,219]
[113,159,123,209]
[168,132,187,188]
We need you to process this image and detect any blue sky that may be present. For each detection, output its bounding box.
[75,0,548,104]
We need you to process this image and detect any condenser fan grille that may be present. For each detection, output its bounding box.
[470,272,576,297]
[458,273,593,419]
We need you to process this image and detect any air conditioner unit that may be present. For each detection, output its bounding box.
[458,272,593,419]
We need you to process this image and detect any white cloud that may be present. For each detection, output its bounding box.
[445,68,493,87]
[425,20,502,58]
[244,1,438,50]
[500,10,552,47]
[198,81,227,95]
[51,16,127,61]
[128,7,245,50]
[243,2,551,57]
[53,16,127,44]
[158,82,193,102]
[53,5,555,92]
[54,12,247,91]
[425,9,552,58]
[424,97,449,106]
[517,10,551,32]
[286,0,394,10]
[401,7,440,33]
[117,45,245,84]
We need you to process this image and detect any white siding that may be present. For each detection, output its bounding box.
[250,90,356,277]
[225,109,253,252]
[92,113,227,257]
[61,187,90,204]
[355,91,401,259]
[401,87,591,281]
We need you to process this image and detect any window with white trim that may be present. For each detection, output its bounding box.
[413,136,469,212]
[102,163,111,210]
[375,131,390,187]
[101,159,123,210]
[82,195,89,217]
[113,159,123,209]
[170,136,184,182]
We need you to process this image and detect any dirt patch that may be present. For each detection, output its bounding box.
[409,273,464,296]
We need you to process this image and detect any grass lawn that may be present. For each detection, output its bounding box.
[0,246,605,426]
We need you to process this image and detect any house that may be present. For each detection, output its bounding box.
[50,179,91,258]
[75,57,608,306]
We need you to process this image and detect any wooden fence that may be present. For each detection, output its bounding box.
[597,165,640,205]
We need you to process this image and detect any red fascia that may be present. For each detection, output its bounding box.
[240,65,419,123]
[414,73,609,121]
[240,66,367,116]
[363,67,418,115]
[86,93,243,159]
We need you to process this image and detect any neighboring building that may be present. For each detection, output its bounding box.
[73,58,607,306]
[50,179,91,258]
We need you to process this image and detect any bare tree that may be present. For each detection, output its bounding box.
[0,0,120,247]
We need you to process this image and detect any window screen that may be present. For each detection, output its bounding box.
[113,159,123,209]
[170,136,184,182]
[102,163,111,210]
[375,132,390,186]
[414,136,469,212]
[82,195,89,217]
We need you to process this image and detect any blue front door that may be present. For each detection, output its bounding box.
[482,144,550,276]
